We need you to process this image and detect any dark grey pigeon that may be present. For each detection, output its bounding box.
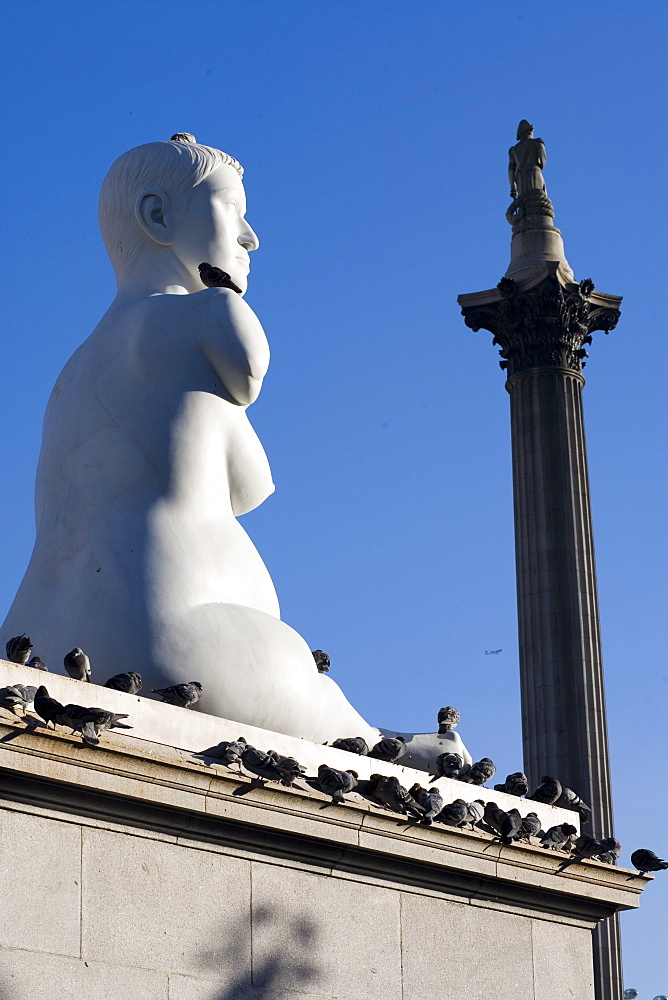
[33,686,65,728]
[498,807,523,845]
[367,774,423,818]
[104,671,142,695]
[57,704,132,746]
[518,812,542,841]
[541,823,578,851]
[5,634,32,664]
[317,765,358,804]
[151,682,202,708]
[408,784,444,825]
[437,706,461,734]
[205,737,248,769]
[528,775,562,805]
[555,786,591,824]
[595,837,622,864]
[241,746,284,783]
[331,737,369,756]
[369,736,406,763]
[438,799,469,827]
[630,849,668,877]
[28,656,48,671]
[311,650,330,673]
[0,684,37,713]
[266,750,306,786]
[198,262,242,294]
[430,751,463,782]
[483,801,506,838]
[494,772,528,797]
[460,758,496,786]
[558,834,605,870]
[63,648,91,682]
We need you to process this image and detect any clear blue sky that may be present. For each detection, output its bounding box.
[1,1,666,991]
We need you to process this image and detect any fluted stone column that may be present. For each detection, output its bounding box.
[458,264,623,1000]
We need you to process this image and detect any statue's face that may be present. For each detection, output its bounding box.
[174,163,259,293]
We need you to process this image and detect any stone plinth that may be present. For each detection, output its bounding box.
[0,670,646,1000]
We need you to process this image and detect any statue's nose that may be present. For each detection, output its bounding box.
[238,225,259,252]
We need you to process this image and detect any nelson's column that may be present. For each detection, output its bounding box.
[458,121,623,1000]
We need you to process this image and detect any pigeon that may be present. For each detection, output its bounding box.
[104,671,142,695]
[0,684,37,713]
[494,772,529,797]
[518,811,542,842]
[558,834,605,870]
[63,648,91,682]
[205,737,247,769]
[5,634,32,664]
[33,686,66,728]
[369,736,406,763]
[438,798,470,827]
[240,746,285,783]
[483,801,518,842]
[460,758,496,786]
[430,751,463,782]
[630,849,668,877]
[170,132,197,143]
[330,736,369,756]
[408,784,444,825]
[57,705,132,746]
[311,650,330,673]
[368,774,423,818]
[266,750,306,786]
[541,823,578,851]
[463,799,485,829]
[151,682,203,708]
[528,775,562,805]
[28,656,48,671]
[437,706,460,734]
[198,262,242,294]
[316,765,358,804]
[595,837,622,864]
[555,786,591,824]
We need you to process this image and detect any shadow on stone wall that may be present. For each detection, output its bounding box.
[199,903,321,999]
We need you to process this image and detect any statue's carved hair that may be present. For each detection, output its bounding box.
[98,139,243,279]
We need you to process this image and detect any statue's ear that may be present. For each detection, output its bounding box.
[135,190,173,246]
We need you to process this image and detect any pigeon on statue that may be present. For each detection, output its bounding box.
[541,823,578,851]
[460,758,496,786]
[518,812,542,842]
[555,786,591,824]
[438,799,469,828]
[104,671,142,695]
[28,656,48,671]
[528,775,562,805]
[151,682,202,708]
[331,736,369,756]
[198,262,242,294]
[369,736,406,763]
[494,772,529,797]
[408,784,444,825]
[64,648,92,682]
[5,634,32,664]
[33,686,65,728]
[316,765,358,804]
[311,650,330,673]
[630,849,668,877]
[430,751,463,782]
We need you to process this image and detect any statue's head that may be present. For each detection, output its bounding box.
[437,706,460,732]
[98,134,259,293]
[516,120,534,140]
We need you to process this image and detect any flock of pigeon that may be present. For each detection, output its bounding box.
[2,634,666,880]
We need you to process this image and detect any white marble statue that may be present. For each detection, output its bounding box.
[2,135,380,745]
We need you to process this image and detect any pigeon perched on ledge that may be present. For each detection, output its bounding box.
[369,736,406,763]
[105,671,142,695]
[5,634,32,664]
[28,656,48,671]
[555,786,591,824]
[198,262,242,294]
[33,686,65,728]
[494,772,528,797]
[518,812,542,842]
[483,801,522,843]
[408,784,444,825]
[330,736,369,756]
[596,837,622,864]
[460,758,496,786]
[58,705,132,746]
[0,684,37,714]
[528,775,562,805]
[630,849,668,877]
[430,752,463,782]
[438,799,469,828]
[316,765,358,804]
[240,746,284,783]
[368,774,423,818]
[204,737,248,770]
[151,682,202,708]
[541,823,578,851]
[64,648,91,682]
